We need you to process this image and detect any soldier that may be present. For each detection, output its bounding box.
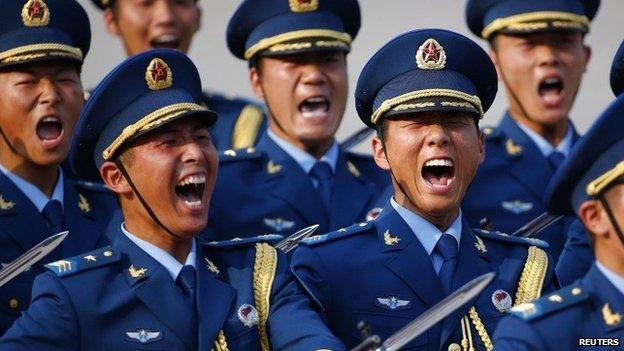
[205,0,389,239]
[0,49,344,350]
[88,0,266,150]
[462,0,599,260]
[493,90,624,350]
[0,0,117,335]
[556,39,624,286]
[291,28,557,350]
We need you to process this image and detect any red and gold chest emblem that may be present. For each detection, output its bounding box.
[289,0,318,13]
[416,38,446,70]
[145,58,173,90]
[21,0,50,27]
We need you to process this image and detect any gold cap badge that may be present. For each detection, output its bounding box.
[289,0,318,13]
[145,58,173,90]
[22,0,50,27]
[416,38,446,70]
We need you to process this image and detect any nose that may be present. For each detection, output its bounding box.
[181,141,206,165]
[301,63,327,86]
[153,0,176,26]
[39,78,61,105]
[536,44,560,67]
[425,124,450,148]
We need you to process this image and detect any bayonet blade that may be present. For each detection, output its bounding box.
[511,212,563,238]
[0,231,68,287]
[274,224,320,253]
[379,272,495,351]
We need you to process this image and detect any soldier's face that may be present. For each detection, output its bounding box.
[0,61,83,169]
[491,32,590,128]
[104,0,201,56]
[373,112,484,228]
[116,117,217,238]
[250,51,348,153]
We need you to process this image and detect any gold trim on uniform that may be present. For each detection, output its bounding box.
[145,58,173,91]
[232,105,264,149]
[244,29,352,60]
[268,42,312,53]
[371,89,483,125]
[0,43,83,65]
[212,330,229,351]
[514,246,548,305]
[468,307,493,351]
[586,160,624,196]
[103,103,206,160]
[253,243,278,351]
[481,11,590,39]
[21,0,50,27]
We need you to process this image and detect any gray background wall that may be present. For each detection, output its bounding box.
[79,0,624,149]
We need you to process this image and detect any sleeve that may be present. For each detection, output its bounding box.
[268,250,345,351]
[0,272,79,351]
[289,244,332,313]
[493,315,545,351]
[556,219,594,287]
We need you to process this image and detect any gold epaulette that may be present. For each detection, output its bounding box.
[253,243,278,351]
[515,246,549,305]
[232,105,264,149]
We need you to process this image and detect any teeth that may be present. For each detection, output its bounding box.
[425,159,453,167]
[306,96,327,103]
[153,34,179,44]
[177,174,206,187]
[42,117,59,123]
[544,78,560,84]
[184,200,202,208]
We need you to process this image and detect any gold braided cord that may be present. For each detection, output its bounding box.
[244,29,352,60]
[0,43,83,64]
[587,161,624,196]
[515,246,548,305]
[253,243,278,351]
[468,307,493,351]
[102,102,205,160]
[212,330,229,351]
[391,102,435,111]
[315,40,350,50]
[232,105,264,149]
[481,11,590,39]
[371,89,483,125]
[268,42,312,53]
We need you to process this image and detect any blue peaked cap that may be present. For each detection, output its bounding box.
[610,40,624,96]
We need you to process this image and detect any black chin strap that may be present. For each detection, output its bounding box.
[0,127,19,155]
[598,195,624,247]
[115,159,181,239]
[496,54,539,125]
[379,134,419,210]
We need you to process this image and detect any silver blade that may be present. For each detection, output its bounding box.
[380,272,495,351]
[274,224,320,253]
[0,231,69,287]
[511,212,563,238]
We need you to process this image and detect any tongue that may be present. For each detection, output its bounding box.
[541,89,561,105]
[36,122,62,141]
[424,170,450,187]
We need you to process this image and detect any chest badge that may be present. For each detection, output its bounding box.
[383,230,401,246]
[237,304,259,327]
[491,289,513,312]
[376,296,411,311]
[366,207,383,221]
[501,200,533,214]
[125,329,162,344]
[263,217,295,232]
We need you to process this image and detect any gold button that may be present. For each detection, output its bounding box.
[448,343,461,351]
[103,251,113,257]
[572,287,582,295]
[9,299,18,309]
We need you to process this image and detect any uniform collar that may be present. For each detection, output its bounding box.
[121,222,197,281]
[267,129,339,174]
[515,119,574,157]
[0,163,64,212]
[596,260,624,297]
[390,197,462,256]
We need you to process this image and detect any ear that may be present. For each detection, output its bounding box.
[193,4,202,33]
[100,161,133,196]
[582,45,592,72]
[372,135,391,171]
[249,65,265,100]
[103,8,121,36]
[477,130,486,164]
[578,199,609,240]
[488,48,502,81]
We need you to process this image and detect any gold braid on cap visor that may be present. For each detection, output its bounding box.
[586,161,624,196]
[370,89,484,125]
[481,11,590,39]
[0,43,83,64]
[244,29,352,60]
[102,102,206,160]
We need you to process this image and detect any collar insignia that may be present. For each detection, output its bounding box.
[603,303,622,326]
[78,194,91,213]
[22,0,50,27]
[347,161,361,177]
[125,329,162,344]
[0,195,15,210]
[416,38,446,70]
[474,235,487,254]
[128,264,148,278]
[505,139,523,156]
[289,0,318,13]
[145,58,173,90]
[204,258,220,275]
[263,217,295,232]
[383,229,400,246]
[237,304,259,327]
[501,200,533,214]
[376,296,411,310]
[267,160,282,174]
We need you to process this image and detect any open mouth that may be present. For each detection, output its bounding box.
[175,174,206,208]
[298,96,330,119]
[36,116,63,142]
[538,76,565,106]
[421,158,455,189]
[150,34,180,49]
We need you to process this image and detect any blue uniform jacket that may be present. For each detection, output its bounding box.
[203,92,267,151]
[556,219,595,287]
[494,263,624,350]
[205,133,390,239]
[0,174,117,335]
[291,203,557,351]
[463,113,579,259]
[0,229,344,350]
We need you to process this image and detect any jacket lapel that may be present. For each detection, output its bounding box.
[61,182,106,257]
[329,151,374,229]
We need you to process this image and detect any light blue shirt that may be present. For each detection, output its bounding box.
[0,163,64,212]
[596,260,624,297]
[267,130,339,188]
[391,198,462,274]
[121,223,197,281]
[517,121,574,158]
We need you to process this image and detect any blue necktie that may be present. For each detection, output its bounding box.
[42,200,63,235]
[547,151,565,171]
[176,265,198,348]
[435,234,458,294]
[310,161,333,212]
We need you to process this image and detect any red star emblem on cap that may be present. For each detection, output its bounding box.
[422,41,441,63]
[27,0,44,20]
[151,61,168,83]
